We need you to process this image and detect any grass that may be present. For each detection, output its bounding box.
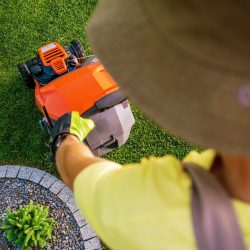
[0,0,201,177]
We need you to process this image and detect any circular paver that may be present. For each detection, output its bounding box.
[0,165,102,250]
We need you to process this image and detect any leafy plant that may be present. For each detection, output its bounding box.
[0,200,54,250]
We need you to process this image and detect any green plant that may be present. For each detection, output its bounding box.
[0,200,54,250]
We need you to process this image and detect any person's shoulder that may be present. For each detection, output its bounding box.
[120,154,184,183]
[183,149,217,170]
[122,149,217,181]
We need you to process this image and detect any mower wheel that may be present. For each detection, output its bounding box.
[26,58,39,69]
[17,63,35,89]
[70,39,87,63]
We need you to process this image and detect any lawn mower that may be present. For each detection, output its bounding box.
[17,40,135,156]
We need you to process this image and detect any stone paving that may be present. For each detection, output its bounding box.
[0,165,102,250]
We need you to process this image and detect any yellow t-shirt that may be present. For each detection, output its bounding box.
[74,150,250,250]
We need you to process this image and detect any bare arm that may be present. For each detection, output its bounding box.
[55,135,108,189]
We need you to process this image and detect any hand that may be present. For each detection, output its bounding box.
[49,111,95,156]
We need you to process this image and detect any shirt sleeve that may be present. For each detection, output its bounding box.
[73,156,192,249]
[73,161,123,236]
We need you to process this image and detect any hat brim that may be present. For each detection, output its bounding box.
[87,0,250,155]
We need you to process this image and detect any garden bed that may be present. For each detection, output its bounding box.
[0,166,102,250]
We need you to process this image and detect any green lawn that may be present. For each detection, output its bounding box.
[0,0,201,177]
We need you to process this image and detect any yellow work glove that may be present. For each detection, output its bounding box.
[49,111,95,156]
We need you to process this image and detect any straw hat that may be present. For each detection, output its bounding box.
[87,0,250,155]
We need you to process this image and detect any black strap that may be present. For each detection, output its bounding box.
[183,162,246,250]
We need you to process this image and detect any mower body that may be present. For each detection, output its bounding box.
[18,41,135,156]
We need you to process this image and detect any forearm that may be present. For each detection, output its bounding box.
[55,135,107,189]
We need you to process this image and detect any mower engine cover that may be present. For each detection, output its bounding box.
[18,40,135,156]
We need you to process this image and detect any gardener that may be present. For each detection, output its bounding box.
[50,0,250,249]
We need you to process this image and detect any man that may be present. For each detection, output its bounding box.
[51,0,250,249]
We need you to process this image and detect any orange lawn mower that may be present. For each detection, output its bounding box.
[17,40,135,156]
